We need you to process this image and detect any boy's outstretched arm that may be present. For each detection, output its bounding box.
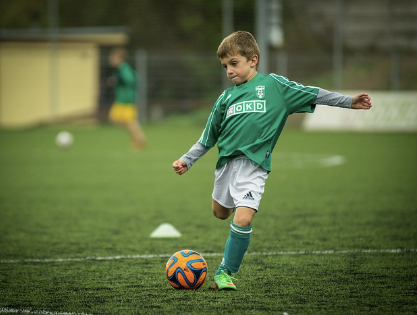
[315,89,372,110]
[351,93,372,110]
[173,160,188,175]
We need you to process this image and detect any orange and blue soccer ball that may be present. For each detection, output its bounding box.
[165,249,208,289]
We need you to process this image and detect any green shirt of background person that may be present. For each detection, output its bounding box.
[114,61,137,104]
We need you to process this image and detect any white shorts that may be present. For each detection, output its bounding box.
[212,156,269,211]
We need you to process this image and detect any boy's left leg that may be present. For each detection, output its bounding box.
[212,157,267,290]
[214,207,255,290]
[221,207,255,273]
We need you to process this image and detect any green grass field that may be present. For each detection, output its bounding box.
[0,118,416,315]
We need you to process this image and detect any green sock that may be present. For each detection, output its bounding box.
[216,221,252,275]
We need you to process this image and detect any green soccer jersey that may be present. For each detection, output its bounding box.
[115,62,137,104]
[198,73,319,171]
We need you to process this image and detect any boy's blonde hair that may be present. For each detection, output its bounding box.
[217,31,260,69]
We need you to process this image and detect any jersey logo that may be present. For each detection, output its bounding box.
[226,100,266,118]
[255,85,265,98]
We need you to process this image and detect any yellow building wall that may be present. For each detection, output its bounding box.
[0,42,99,128]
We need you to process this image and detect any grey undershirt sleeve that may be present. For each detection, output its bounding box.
[315,88,353,108]
[179,142,211,170]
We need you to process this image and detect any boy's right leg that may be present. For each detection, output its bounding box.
[212,200,234,220]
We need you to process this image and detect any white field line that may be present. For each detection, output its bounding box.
[0,248,415,264]
[0,307,95,315]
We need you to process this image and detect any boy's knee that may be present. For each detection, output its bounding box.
[233,216,252,227]
[212,209,231,220]
[211,200,233,220]
[233,207,256,227]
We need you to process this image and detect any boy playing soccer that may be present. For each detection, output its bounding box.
[172,31,372,290]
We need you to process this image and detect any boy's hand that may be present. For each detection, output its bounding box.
[351,93,372,110]
[173,160,188,175]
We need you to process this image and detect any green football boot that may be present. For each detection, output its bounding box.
[214,270,237,290]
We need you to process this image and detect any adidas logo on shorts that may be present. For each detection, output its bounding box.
[243,191,255,201]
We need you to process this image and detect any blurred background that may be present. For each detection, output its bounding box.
[0,0,416,129]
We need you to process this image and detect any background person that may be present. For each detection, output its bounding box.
[108,47,146,149]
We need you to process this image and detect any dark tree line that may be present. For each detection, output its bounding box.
[0,0,256,51]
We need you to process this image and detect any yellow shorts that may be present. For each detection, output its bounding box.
[109,103,137,123]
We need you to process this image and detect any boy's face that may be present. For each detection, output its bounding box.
[220,54,258,85]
